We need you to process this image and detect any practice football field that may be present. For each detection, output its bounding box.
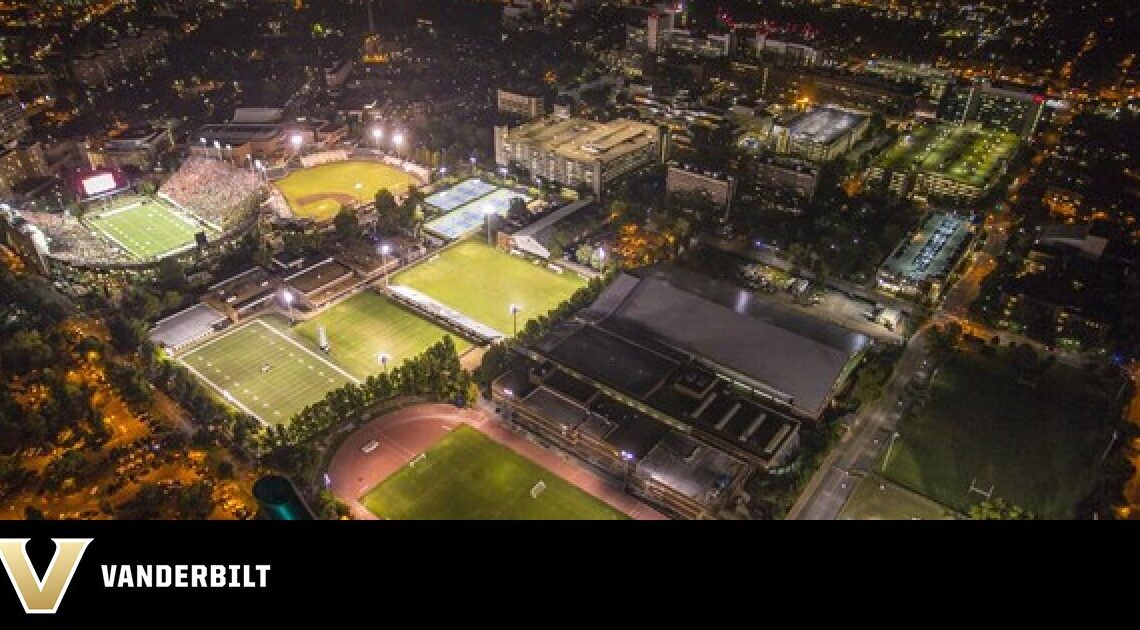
[179,318,357,425]
[392,241,586,334]
[275,160,419,221]
[360,424,627,520]
[86,198,209,261]
[292,291,470,379]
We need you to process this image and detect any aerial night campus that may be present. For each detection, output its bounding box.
[0,0,1138,525]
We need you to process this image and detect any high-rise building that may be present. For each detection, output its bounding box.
[495,115,663,196]
[939,79,1047,140]
[0,95,29,147]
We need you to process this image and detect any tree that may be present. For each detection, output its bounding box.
[108,316,147,354]
[176,482,215,519]
[374,190,400,234]
[156,257,186,289]
[508,196,529,223]
[137,180,157,195]
[333,206,360,242]
[969,498,1036,520]
[217,460,235,480]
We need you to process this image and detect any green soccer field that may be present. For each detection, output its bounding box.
[291,291,470,380]
[392,241,586,335]
[360,424,628,520]
[275,160,419,221]
[179,318,357,425]
[86,198,210,261]
[882,352,1123,519]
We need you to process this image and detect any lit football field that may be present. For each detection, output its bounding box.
[392,241,586,334]
[360,424,627,520]
[275,160,420,221]
[292,291,470,379]
[179,318,358,425]
[86,197,212,261]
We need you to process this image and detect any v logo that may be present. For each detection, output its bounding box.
[0,538,92,614]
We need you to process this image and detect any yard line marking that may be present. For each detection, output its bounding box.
[256,319,360,384]
[178,357,265,425]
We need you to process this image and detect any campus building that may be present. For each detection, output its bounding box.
[0,94,29,147]
[865,123,1020,204]
[491,265,870,518]
[494,115,664,196]
[860,58,953,101]
[771,105,870,162]
[665,163,734,210]
[753,33,821,67]
[496,88,546,119]
[939,79,1047,140]
[85,125,175,171]
[877,212,976,301]
[0,142,49,197]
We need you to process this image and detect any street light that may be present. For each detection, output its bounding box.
[282,290,295,324]
[379,243,391,287]
[509,304,522,337]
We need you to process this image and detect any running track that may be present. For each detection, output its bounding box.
[327,403,666,520]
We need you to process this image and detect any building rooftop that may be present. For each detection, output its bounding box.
[594,266,870,419]
[873,123,1020,188]
[503,115,659,165]
[880,212,974,283]
[784,106,869,146]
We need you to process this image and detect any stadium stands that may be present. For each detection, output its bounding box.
[159,158,262,229]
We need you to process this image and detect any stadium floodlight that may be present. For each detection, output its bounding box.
[483,205,496,245]
[291,134,303,150]
[509,304,522,337]
[282,289,295,324]
[439,166,447,175]
[378,353,390,371]
[199,137,206,145]
[379,243,392,286]
[620,450,635,462]
[213,140,221,149]
[392,132,405,147]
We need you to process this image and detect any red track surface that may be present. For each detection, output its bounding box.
[327,403,666,520]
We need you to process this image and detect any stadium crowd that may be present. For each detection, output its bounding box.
[20,211,129,264]
[159,158,263,228]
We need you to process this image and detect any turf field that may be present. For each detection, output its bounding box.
[425,187,534,240]
[392,241,586,335]
[275,160,419,221]
[883,352,1123,519]
[838,476,956,520]
[291,291,470,379]
[86,197,210,261]
[873,124,1020,188]
[360,424,627,520]
[179,318,357,425]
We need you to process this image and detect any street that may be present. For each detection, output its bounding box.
[788,327,931,520]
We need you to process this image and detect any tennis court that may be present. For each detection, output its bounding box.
[425,178,496,212]
[425,187,533,240]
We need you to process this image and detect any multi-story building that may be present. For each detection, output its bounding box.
[0,94,29,147]
[496,88,546,119]
[85,125,175,171]
[666,163,734,210]
[0,142,49,198]
[71,27,169,88]
[739,154,820,214]
[877,212,976,301]
[771,105,870,163]
[753,33,821,67]
[495,115,664,196]
[802,69,923,117]
[860,58,953,101]
[939,79,1047,139]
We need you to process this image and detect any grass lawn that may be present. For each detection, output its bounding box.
[275,160,419,221]
[883,352,1122,518]
[86,198,209,261]
[839,476,957,520]
[291,291,470,379]
[179,318,357,425]
[392,240,586,334]
[360,424,627,520]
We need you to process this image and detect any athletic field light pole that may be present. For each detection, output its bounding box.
[282,289,295,325]
[213,140,223,161]
[392,131,405,158]
[483,206,496,245]
[380,243,391,287]
[378,353,390,373]
[882,430,901,472]
[371,127,384,149]
[509,304,522,337]
[290,133,303,160]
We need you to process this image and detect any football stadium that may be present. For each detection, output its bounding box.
[360,424,627,520]
[275,159,421,221]
[424,177,533,240]
[5,157,262,272]
[84,195,216,261]
[391,240,585,336]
